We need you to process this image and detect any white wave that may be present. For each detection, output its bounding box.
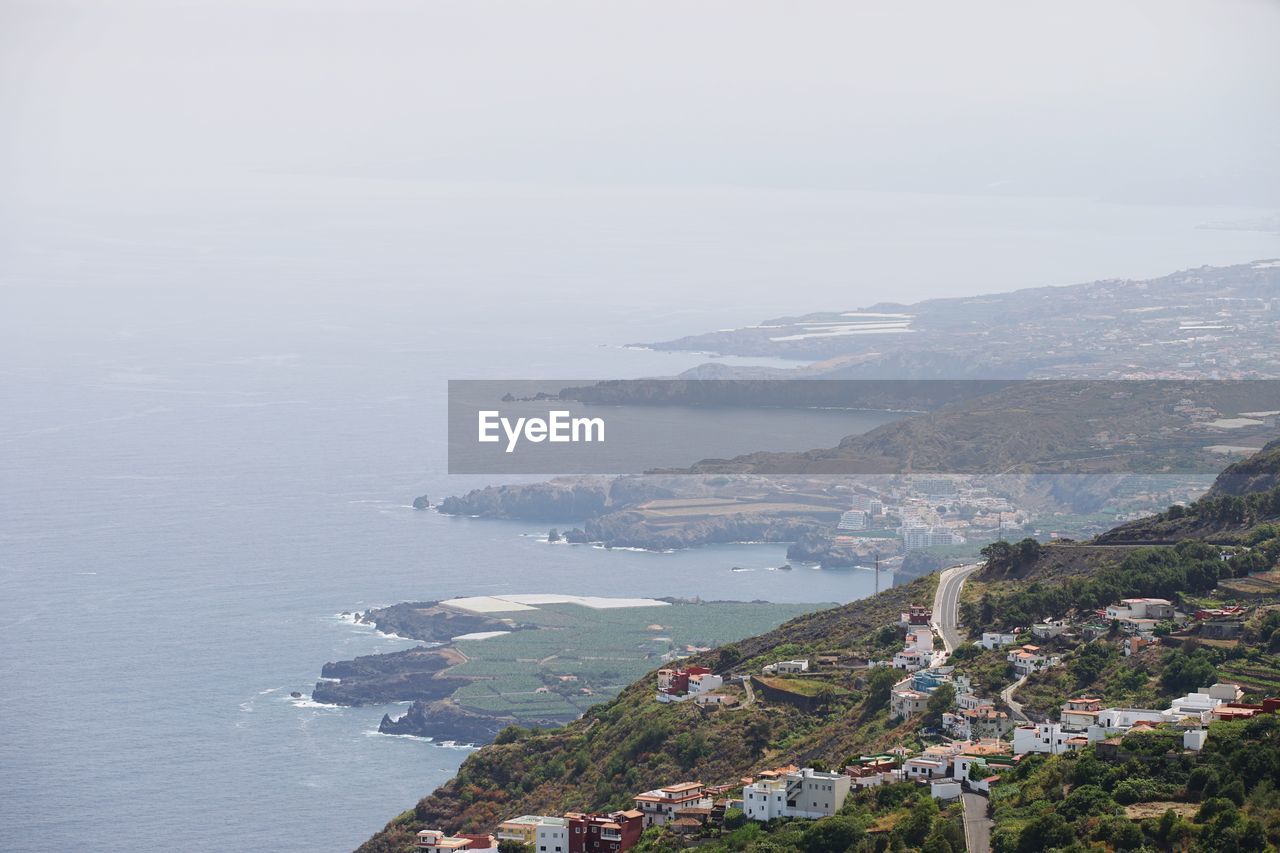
[367,730,434,741]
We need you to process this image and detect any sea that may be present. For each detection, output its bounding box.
[2,177,1276,851]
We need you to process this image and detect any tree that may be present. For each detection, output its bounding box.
[498,841,530,853]
[744,717,772,756]
[898,795,939,847]
[1058,784,1116,821]
[716,644,742,672]
[924,684,956,728]
[865,666,899,713]
[1160,648,1217,696]
[722,808,746,831]
[1016,813,1074,853]
[800,816,864,853]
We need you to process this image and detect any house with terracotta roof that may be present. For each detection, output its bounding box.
[1061,697,1103,729]
[632,782,709,827]
[1007,644,1059,676]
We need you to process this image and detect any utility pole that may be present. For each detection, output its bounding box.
[874,552,880,596]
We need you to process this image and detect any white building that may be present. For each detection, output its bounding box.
[1032,621,1068,639]
[903,757,948,780]
[535,819,568,853]
[742,778,788,822]
[1106,598,1176,621]
[762,659,809,675]
[837,510,868,531]
[980,632,1018,650]
[1007,645,1059,677]
[416,831,472,853]
[1013,723,1087,756]
[930,780,962,801]
[850,495,883,515]
[891,685,930,718]
[688,673,723,695]
[633,782,709,827]
[892,648,931,672]
[903,526,966,551]
[1060,698,1103,730]
[1163,684,1240,723]
[1094,707,1166,731]
[742,769,850,822]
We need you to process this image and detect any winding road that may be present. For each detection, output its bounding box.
[932,563,983,654]
[1001,675,1030,723]
[931,562,994,852]
[962,793,992,853]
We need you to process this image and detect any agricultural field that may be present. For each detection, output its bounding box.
[446,600,829,719]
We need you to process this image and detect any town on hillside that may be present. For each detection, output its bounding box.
[410,589,1280,853]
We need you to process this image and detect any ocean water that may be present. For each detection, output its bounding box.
[0,294,888,853]
[3,179,1277,852]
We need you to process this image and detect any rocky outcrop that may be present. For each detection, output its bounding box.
[437,481,609,521]
[786,531,887,568]
[360,602,525,644]
[580,511,824,551]
[1208,437,1280,497]
[312,646,467,706]
[379,700,525,745]
[412,494,431,510]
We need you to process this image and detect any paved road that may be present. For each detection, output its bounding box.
[1001,674,1030,723]
[932,563,983,655]
[961,793,992,853]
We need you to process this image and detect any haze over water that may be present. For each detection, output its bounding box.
[3,182,1279,852]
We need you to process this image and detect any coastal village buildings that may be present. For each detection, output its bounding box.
[1106,598,1176,621]
[843,756,903,790]
[980,632,1018,650]
[1013,722,1088,756]
[899,605,932,629]
[943,705,1010,740]
[1060,697,1103,729]
[1031,620,1068,640]
[742,768,851,822]
[761,659,809,675]
[1011,683,1261,756]
[1006,644,1060,677]
[535,820,568,853]
[837,510,868,531]
[655,665,723,703]
[499,817,575,851]
[890,683,930,718]
[633,782,709,827]
[416,830,477,853]
[565,811,645,853]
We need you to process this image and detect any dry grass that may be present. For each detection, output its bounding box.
[1220,570,1280,597]
[1123,801,1197,820]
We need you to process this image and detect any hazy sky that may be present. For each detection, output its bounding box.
[4,0,1279,205]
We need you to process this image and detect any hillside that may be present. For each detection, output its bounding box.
[1207,437,1280,497]
[1096,436,1280,544]
[639,261,1280,378]
[363,441,1280,853]
[357,577,937,852]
